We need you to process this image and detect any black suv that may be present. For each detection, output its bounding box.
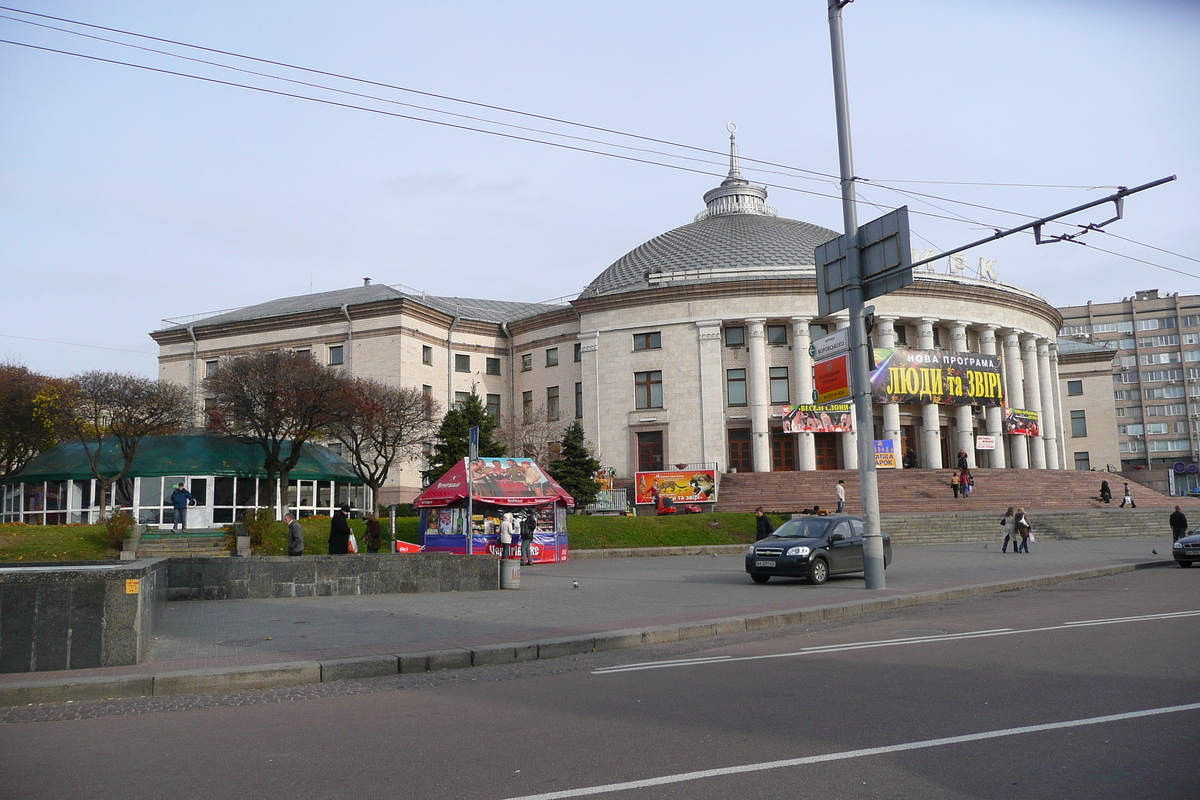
[745,514,892,584]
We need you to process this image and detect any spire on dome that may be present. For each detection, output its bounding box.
[695,124,777,222]
[726,122,743,180]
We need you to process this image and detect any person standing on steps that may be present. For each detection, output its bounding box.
[950,472,961,498]
[835,480,846,513]
[1014,508,1032,553]
[1170,505,1189,543]
[1120,482,1136,508]
[1000,506,1017,553]
[1099,479,1112,504]
[170,482,194,531]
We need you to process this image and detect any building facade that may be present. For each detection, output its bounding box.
[153,138,1070,503]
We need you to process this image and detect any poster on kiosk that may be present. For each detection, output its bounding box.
[413,458,574,563]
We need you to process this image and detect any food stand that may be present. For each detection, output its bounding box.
[413,458,573,563]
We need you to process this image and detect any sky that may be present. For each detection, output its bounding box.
[2,0,1198,379]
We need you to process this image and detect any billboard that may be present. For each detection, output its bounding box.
[782,404,854,433]
[874,439,897,469]
[870,348,1004,407]
[634,469,717,505]
[1004,407,1041,436]
[814,354,851,404]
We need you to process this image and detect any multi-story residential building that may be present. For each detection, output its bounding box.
[1059,289,1200,492]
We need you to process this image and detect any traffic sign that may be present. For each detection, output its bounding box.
[814,354,851,404]
[811,328,849,363]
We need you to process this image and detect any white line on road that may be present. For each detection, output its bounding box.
[592,611,1200,675]
[499,702,1200,800]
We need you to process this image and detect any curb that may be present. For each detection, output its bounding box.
[0,560,1173,707]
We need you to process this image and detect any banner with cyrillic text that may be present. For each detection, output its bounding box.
[870,348,1005,407]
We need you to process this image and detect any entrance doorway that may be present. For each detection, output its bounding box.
[814,433,841,470]
[728,430,752,473]
[771,432,796,471]
[637,431,664,473]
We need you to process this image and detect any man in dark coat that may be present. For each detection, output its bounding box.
[755,507,775,540]
[328,504,352,554]
[520,509,537,565]
[285,512,304,556]
[364,512,382,553]
[170,482,194,531]
[1170,506,1189,543]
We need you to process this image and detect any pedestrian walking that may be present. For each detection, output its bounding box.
[363,511,382,553]
[285,512,304,556]
[1000,506,1016,553]
[1014,508,1033,553]
[169,482,194,531]
[835,480,846,513]
[950,472,961,498]
[520,509,537,565]
[499,511,515,558]
[755,506,775,540]
[1099,479,1112,504]
[962,470,973,498]
[328,503,352,554]
[957,450,969,471]
[1120,482,1136,508]
[1170,505,1189,543]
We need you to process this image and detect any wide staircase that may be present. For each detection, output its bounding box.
[134,529,232,558]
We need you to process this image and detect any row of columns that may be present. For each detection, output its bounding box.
[728,316,1063,472]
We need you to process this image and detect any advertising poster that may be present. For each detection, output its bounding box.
[870,348,1005,406]
[634,470,717,505]
[781,404,854,433]
[468,458,563,504]
[976,435,997,450]
[874,439,898,469]
[814,354,851,404]
[1004,407,1041,436]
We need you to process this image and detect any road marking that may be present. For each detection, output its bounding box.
[499,702,1200,800]
[592,611,1200,675]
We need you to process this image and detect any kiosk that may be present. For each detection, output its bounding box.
[414,458,573,563]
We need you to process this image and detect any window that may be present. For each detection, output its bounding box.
[1150,439,1190,452]
[521,353,532,372]
[454,391,470,408]
[1119,356,1137,368]
[894,325,909,345]
[769,367,789,403]
[1139,352,1180,365]
[1093,323,1118,333]
[454,354,470,373]
[1070,410,1087,437]
[1074,452,1091,471]
[522,391,533,423]
[1114,372,1139,384]
[1119,424,1143,435]
[637,431,664,472]
[1186,351,1200,363]
[635,371,663,409]
[1137,319,1159,331]
[486,357,501,375]
[575,382,583,419]
[1118,321,1134,333]
[1118,338,1136,350]
[422,384,432,398]
[726,369,747,406]
[328,345,344,366]
[1121,440,1146,453]
[204,360,219,377]
[932,328,942,348]
[1139,334,1179,348]
[725,326,745,347]
[546,386,560,421]
[1115,407,1126,418]
[546,348,559,367]
[1066,380,1083,396]
[766,325,788,345]
[1146,423,1170,435]
[633,332,661,351]
[1184,315,1200,327]
[574,343,582,363]
[422,345,433,366]
[486,393,500,419]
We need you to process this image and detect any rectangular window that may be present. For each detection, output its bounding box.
[633,332,662,351]
[1137,319,1160,331]
[1146,423,1169,435]
[546,386,560,421]
[486,357,501,375]
[637,431,664,472]
[422,384,432,398]
[328,345,344,366]
[1073,452,1091,471]
[635,371,663,409]
[521,353,532,372]
[546,347,559,367]
[204,360,219,377]
[454,391,470,407]
[769,366,789,403]
[486,393,500,419]
[1066,380,1083,396]
[727,368,747,406]
[1150,439,1189,452]
[1070,409,1087,437]
[932,328,942,348]
[1121,440,1146,453]
[1118,321,1133,333]
[454,354,470,373]
[1092,322,1118,333]
[725,326,745,347]
[1119,338,1136,350]
[422,345,433,366]
[575,382,583,419]
[894,325,908,345]
[522,391,533,423]
[766,325,788,345]
[1185,332,1200,345]
[1185,315,1200,327]
[1167,403,1187,415]
[574,343,582,362]
[1119,424,1143,435]
[1115,407,1126,417]
[1138,334,1179,348]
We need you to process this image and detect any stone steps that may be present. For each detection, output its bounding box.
[135,532,231,559]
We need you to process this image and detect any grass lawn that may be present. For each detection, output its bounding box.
[0,510,770,562]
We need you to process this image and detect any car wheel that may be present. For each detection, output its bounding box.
[750,573,770,584]
[809,558,829,585]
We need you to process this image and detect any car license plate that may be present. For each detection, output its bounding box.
[755,560,776,568]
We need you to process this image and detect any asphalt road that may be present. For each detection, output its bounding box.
[2,568,1197,800]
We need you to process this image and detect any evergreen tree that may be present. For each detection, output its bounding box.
[547,420,601,507]
[422,391,504,484]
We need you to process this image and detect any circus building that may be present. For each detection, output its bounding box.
[152,135,1067,504]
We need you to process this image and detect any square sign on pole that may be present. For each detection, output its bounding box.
[816,206,914,317]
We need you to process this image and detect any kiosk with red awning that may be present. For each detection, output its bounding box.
[413,458,573,563]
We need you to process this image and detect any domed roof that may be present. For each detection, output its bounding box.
[580,130,840,299]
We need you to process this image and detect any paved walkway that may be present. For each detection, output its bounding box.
[0,536,1178,704]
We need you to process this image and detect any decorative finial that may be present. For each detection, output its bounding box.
[726,122,742,179]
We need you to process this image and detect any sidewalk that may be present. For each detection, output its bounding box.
[0,536,1175,705]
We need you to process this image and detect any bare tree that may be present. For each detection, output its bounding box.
[0,362,64,480]
[62,371,190,516]
[205,350,345,518]
[496,405,568,465]
[329,378,441,507]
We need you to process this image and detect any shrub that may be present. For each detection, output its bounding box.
[241,507,275,547]
[102,510,136,550]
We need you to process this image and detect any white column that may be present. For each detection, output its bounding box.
[1050,343,1068,469]
[696,320,726,469]
[834,317,858,470]
[978,325,1006,468]
[791,317,817,471]
[1037,339,1060,469]
[876,316,903,468]
[951,321,975,468]
[917,318,943,468]
[1002,330,1029,469]
[747,318,771,472]
[1021,334,1047,468]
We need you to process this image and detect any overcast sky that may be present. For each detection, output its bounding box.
[2,0,1197,378]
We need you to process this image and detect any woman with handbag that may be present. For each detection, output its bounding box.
[1014,508,1032,553]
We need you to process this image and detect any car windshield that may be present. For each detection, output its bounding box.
[768,518,833,540]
